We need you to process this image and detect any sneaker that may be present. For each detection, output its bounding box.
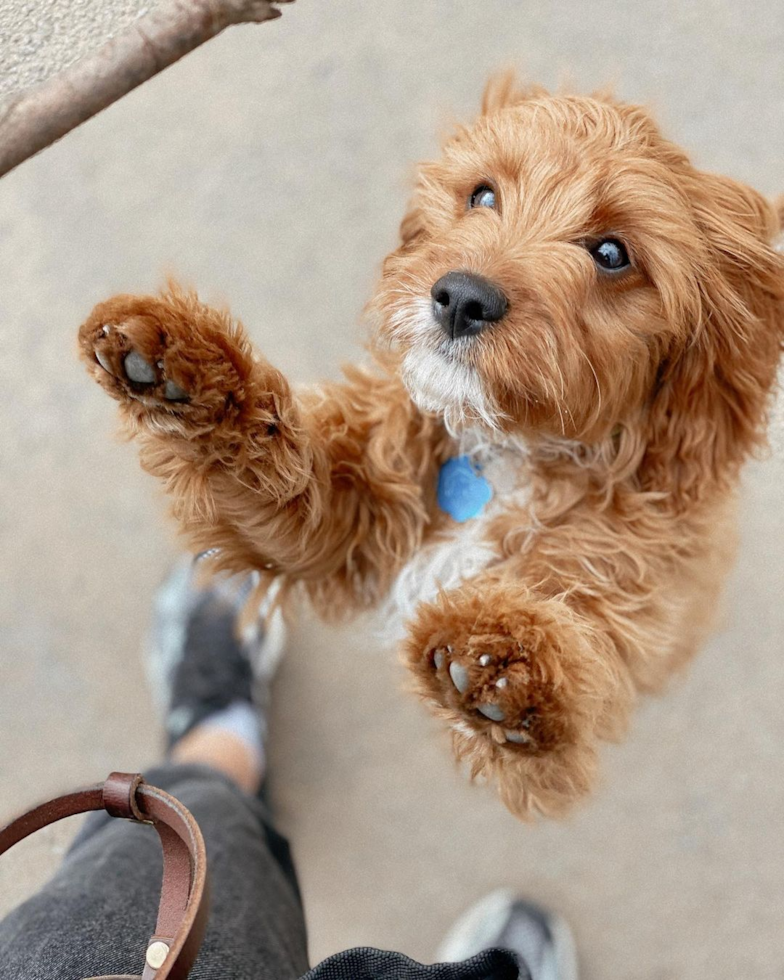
[145,554,285,748]
[436,889,579,980]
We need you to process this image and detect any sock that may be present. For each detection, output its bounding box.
[190,700,267,784]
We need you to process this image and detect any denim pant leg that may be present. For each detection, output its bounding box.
[0,763,309,980]
[0,763,525,980]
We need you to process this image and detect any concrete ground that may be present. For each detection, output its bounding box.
[1,2,783,978]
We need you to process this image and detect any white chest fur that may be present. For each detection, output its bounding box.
[376,433,532,641]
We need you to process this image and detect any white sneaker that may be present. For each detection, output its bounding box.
[436,889,579,980]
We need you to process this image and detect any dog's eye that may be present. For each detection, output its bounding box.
[468,185,496,209]
[589,239,630,272]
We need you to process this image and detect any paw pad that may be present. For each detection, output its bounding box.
[164,380,189,402]
[431,642,537,748]
[504,730,531,744]
[477,702,505,722]
[124,351,156,384]
[448,660,469,694]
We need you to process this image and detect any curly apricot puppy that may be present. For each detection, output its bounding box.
[79,75,784,819]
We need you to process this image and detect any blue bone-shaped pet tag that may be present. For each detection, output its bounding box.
[437,455,493,523]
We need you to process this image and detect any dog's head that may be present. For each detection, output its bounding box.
[371,74,784,497]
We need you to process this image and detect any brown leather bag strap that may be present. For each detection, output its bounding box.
[0,772,210,980]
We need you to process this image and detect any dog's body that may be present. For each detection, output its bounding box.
[79,77,784,818]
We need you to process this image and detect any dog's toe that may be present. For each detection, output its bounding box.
[85,318,192,407]
[124,350,157,385]
[504,728,533,744]
[163,379,189,402]
[477,702,506,722]
[448,660,469,693]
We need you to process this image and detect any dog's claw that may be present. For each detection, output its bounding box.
[505,730,531,744]
[449,661,469,693]
[124,351,156,384]
[479,654,492,667]
[95,350,112,373]
[477,702,506,722]
[433,650,445,670]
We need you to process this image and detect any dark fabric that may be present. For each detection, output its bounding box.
[0,763,524,980]
[302,947,525,980]
[0,764,308,980]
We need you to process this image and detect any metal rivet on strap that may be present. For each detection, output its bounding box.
[146,941,170,969]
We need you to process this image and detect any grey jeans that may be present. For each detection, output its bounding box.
[0,764,523,980]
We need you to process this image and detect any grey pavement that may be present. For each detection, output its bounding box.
[1,3,783,979]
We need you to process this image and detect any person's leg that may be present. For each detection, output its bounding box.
[0,562,308,980]
[0,558,572,980]
[0,763,307,980]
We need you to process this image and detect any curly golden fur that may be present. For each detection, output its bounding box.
[78,75,784,819]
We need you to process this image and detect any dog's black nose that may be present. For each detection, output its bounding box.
[431,272,508,339]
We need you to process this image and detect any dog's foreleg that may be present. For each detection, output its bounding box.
[78,288,437,600]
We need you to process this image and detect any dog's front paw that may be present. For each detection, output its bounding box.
[407,591,571,753]
[405,583,631,816]
[78,290,261,430]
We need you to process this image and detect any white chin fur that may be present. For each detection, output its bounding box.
[389,297,501,434]
[402,347,500,434]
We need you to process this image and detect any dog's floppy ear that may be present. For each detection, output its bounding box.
[481,70,543,115]
[642,173,784,503]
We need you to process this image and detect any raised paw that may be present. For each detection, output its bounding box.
[78,290,259,428]
[405,583,631,817]
[415,612,571,755]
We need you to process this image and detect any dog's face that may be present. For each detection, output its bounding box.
[371,77,782,456]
